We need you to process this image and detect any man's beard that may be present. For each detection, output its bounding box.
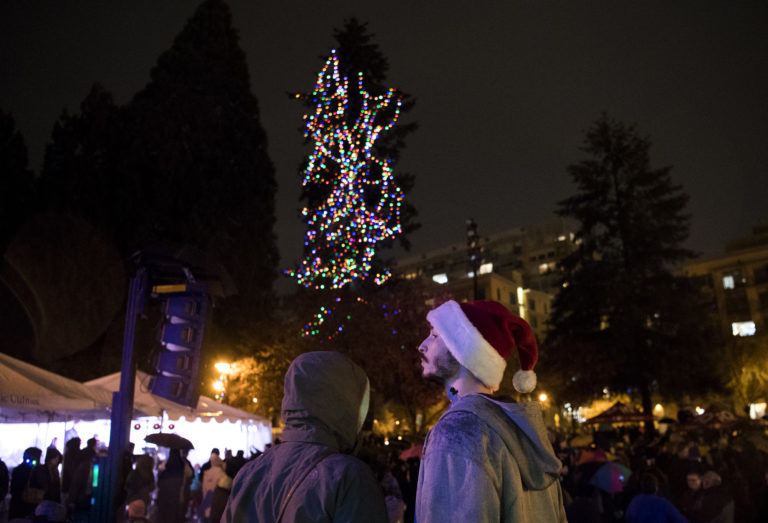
[423,350,460,385]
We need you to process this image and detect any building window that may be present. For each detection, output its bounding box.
[538,262,556,274]
[528,298,536,311]
[732,321,756,337]
[432,273,448,284]
[509,292,517,305]
[496,288,501,301]
[723,270,746,289]
[479,262,493,275]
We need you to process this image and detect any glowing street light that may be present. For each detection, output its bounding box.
[214,362,231,374]
[213,361,232,402]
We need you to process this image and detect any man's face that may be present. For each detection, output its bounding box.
[418,326,459,384]
[686,474,701,491]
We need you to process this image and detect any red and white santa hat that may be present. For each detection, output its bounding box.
[426,299,538,393]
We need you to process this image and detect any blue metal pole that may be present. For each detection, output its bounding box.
[98,267,145,522]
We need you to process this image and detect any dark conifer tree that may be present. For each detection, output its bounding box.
[544,115,719,425]
[124,0,278,324]
[35,0,278,376]
[38,84,124,229]
[0,110,35,252]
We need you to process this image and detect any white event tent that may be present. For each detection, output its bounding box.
[0,353,271,467]
[85,370,272,465]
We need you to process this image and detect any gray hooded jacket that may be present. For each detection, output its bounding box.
[222,351,388,522]
[416,394,567,522]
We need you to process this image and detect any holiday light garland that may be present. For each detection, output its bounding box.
[286,50,405,290]
[300,296,403,343]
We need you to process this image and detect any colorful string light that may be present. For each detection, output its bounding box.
[300,296,404,341]
[286,50,405,290]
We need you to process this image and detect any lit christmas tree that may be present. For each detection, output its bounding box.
[286,50,405,290]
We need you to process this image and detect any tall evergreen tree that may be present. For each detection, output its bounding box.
[34,0,278,376]
[295,18,418,257]
[38,84,125,229]
[544,115,719,424]
[125,0,277,324]
[0,110,35,252]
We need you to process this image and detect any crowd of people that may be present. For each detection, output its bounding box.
[555,426,768,522]
[0,438,256,523]
[0,436,104,522]
[2,298,767,522]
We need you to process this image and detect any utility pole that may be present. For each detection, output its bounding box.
[466,219,482,300]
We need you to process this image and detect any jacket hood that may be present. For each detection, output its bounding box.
[280,351,370,453]
[456,395,562,490]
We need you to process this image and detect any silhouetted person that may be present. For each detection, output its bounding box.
[9,447,43,519]
[29,447,63,503]
[61,437,81,497]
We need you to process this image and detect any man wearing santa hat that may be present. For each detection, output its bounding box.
[415,299,567,522]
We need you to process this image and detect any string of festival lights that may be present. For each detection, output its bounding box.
[286,50,405,290]
[300,296,404,345]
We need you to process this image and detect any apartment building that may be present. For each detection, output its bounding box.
[394,217,578,341]
[684,225,768,339]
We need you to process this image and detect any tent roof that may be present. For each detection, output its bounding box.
[586,401,653,424]
[0,353,113,422]
[86,370,269,424]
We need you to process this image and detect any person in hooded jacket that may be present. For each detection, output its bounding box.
[415,300,567,523]
[221,351,388,523]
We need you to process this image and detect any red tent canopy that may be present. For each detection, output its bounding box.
[586,402,652,424]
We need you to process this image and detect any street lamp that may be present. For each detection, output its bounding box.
[213,361,232,402]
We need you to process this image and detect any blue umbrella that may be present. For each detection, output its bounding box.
[589,461,632,493]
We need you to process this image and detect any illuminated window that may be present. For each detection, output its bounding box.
[432,273,448,284]
[723,275,735,289]
[479,262,493,275]
[538,262,556,274]
[750,402,767,420]
[731,321,756,337]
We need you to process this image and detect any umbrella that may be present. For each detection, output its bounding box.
[145,432,194,450]
[586,402,652,424]
[399,444,423,461]
[569,434,593,447]
[589,462,631,493]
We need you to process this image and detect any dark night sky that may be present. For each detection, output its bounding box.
[2,1,767,274]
